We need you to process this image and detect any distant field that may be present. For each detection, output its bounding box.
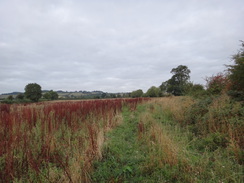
[0,90,128,100]
[0,91,99,99]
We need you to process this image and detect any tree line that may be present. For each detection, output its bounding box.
[5,84,58,103]
[3,41,243,103]
[131,41,244,100]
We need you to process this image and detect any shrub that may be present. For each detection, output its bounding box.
[131,89,143,98]
[186,97,213,125]
[43,90,59,100]
[7,95,14,100]
[145,86,161,97]
[196,132,229,152]
[185,83,207,98]
[16,93,25,100]
[205,73,229,95]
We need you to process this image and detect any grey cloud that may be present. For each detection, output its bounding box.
[0,0,244,93]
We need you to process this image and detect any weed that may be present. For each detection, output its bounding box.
[0,98,147,182]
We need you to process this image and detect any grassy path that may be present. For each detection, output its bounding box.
[91,100,243,183]
[91,106,151,182]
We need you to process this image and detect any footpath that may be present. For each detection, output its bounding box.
[91,106,153,183]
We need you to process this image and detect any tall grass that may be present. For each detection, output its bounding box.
[137,96,243,182]
[138,103,193,182]
[155,95,243,163]
[0,98,146,182]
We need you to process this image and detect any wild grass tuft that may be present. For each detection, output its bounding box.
[136,97,243,182]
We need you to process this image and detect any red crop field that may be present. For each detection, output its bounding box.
[0,98,148,182]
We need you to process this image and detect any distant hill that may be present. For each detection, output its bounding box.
[0,92,23,99]
[0,90,130,100]
[1,92,22,95]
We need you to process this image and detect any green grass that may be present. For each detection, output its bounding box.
[91,106,152,182]
[91,99,243,183]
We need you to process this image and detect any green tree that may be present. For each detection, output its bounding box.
[131,89,143,98]
[24,83,42,102]
[145,86,161,97]
[185,83,206,97]
[43,92,49,100]
[159,81,167,92]
[189,83,205,94]
[166,65,191,96]
[227,41,244,100]
[43,90,59,100]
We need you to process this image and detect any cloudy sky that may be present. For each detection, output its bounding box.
[0,0,243,93]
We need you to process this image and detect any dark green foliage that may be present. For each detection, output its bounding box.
[1,95,14,104]
[186,97,213,126]
[169,65,191,96]
[1,99,14,104]
[159,81,167,92]
[195,132,229,152]
[192,84,204,91]
[227,90,244,101]
[185,95,244,160]
[166,78,183,96]
[227,41,244,101]
[185,83,207,98]
[131,89,143,98]
[228,41,244,91]
[43,90,59,100]
[7,95,13,100]
[145,86,161,97]
[16,93,25,100]
[170,65,191,83]
[24,83,42,102]
[162,65,191,96]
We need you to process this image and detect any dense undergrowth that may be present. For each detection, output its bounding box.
[92,95,243,182]
[144,96,243,182]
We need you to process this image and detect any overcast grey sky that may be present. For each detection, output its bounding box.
[0,0,243,93]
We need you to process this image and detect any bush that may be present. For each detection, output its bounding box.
[16,93,25,100]
[131,89,143,98]
[185,83,207,98]
[43,90,59,100]
[145,86,161,97]
[205,73,229,95]
[186,97,213,126]
[227,90,244,101]
[7,95,14,100]
[196,132,229,152]
[1,99,14,104]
